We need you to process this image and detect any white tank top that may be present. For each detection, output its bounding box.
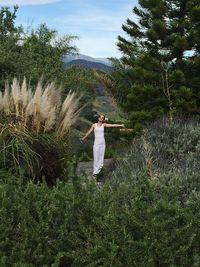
[94,123,105,145]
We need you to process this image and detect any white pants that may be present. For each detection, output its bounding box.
[93,143,105,175]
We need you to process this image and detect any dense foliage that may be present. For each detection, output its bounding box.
[1,4,200,266]
[0,6,101,126]
[64,65,98,121]
[0,6,101,163]
[0,6,21,87]
[107,0,200,130]
[0,6,77,88]
[1,118,200,266]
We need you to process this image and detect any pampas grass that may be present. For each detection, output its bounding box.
[0,77,81,138]
[55,91,81,138]
[11,77,20,117]
[0,91,3,110]
[0,122,39,178]
[2,82,11,114]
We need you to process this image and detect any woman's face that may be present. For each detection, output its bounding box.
[98,115,105,122]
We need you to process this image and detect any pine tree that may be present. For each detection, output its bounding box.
[110,0,200,129]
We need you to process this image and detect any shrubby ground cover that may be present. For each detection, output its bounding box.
[0,118,200,266]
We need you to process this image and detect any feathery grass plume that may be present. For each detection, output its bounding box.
[41,84,58,118]
[44,107,56,132]
[0,91,3,110]
[52,85,62,108]
[56,91,81,138]
[2,81,11,114]
[30,80,43,132]
[32,80,43,115]
[40,82,61,132]
[94,70,119,109]
[94,71,113,88]
[11,77,21,117]
[24,80,60,133]
[40,98,52,124]
[42,82,61,108]
[21,77,32,115]
[55,91,75,137]
[1,77,81,136]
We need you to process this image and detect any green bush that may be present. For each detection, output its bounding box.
[111,117,200,180]
[0,170,200,266]
[0,123,69,185]
[1,118,200,266]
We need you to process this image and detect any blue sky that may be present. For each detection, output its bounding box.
[0,0,138,58]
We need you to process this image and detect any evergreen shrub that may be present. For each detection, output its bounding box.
[1,118,200,266]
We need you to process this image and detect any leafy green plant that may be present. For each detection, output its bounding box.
[0,7,77,89]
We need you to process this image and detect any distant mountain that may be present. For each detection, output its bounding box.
[63,54,112,67]
[95,58,112,66]
[64,59,112,71]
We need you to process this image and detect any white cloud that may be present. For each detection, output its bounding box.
[0,0,61,6]
[53,3,136,35]
[7,0,138,57]
[51,3,136,57]
[57,13,122,33]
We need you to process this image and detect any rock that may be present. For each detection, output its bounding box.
[77,158,113,177]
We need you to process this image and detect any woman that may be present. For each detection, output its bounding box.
[81,115,125,177]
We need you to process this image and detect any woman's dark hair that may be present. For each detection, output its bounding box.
[96,114,105,122]
[99,114,105,119]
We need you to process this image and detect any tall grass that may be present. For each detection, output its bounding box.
[111,117,200,193]
[0,121,69,183]
[0,123,39,178]
[0,77,81,182]
[0,77,81,138]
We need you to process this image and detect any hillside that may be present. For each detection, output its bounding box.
[64,59,112,71]
[63,54,112,66]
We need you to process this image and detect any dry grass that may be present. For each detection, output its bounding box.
[0,77,81,138]
[94,71,119,110]
[55,91,81,138]
[142,132,155,178]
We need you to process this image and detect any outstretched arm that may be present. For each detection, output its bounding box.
[104,123,125,128]
[81,124,94,141]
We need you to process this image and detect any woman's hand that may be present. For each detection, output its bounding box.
[80,135,86,142]
[80,124,94,142]
[79,133,85,142]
